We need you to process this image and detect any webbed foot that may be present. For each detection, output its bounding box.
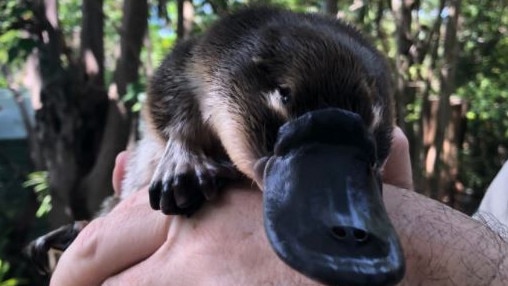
[26,221,88,275]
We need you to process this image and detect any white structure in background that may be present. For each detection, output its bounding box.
[0,89,34,140]
[474,162,508,240]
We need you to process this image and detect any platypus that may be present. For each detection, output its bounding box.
[29,6,405,285]
[141,7,394,215]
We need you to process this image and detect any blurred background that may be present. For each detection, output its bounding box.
[0,0,507,284]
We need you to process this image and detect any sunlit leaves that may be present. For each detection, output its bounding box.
[123,82,146,112]
[0,259,26,286]
[440,0,508,190]
[0,1,36,68]
[22,171,51,218]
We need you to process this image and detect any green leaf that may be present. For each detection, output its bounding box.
[7,47,19,64]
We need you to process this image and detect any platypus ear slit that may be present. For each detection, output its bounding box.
[367,77,377,91]
[252,53,276,64]
[252,56,264,64]
[252,54,276,75]
[358,76,376,96]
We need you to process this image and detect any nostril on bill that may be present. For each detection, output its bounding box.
[353,229,368,243]
[331,226,369,243]
[331,226,347,239]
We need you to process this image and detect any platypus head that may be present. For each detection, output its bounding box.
[244,19,404,286]
[226,19,394,179]
[201,12,403,284]
[257,108,405,286]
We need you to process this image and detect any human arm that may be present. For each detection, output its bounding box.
[386,185,508,285]
[51,184,508,285]
[50,129,508,285]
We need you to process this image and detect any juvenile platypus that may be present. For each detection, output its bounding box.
[138,7,394,215]
[127,6,404,285]
[29,6,405,285]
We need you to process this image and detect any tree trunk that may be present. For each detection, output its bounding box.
[391,0,422,193]
[80,0,105,88]
[31,0,83,226]
[177,0,194,40]
[84,0,148,214]
[418,0,445,194]
[391,0,414,130]
[24,0,148,225]
[428,0,462,198]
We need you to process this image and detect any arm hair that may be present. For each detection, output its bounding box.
[384,185,508,285]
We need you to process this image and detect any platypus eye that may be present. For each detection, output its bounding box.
[277,86,292,105]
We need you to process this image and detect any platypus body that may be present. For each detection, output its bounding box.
[30,7,405,285]
[131,6,394,215]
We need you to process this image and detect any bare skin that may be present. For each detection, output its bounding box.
[50,128,508,285]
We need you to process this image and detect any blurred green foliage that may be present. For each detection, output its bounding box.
[456,0,508,190]
[0,140,43,285]
[23,172,51,218]
[0,259,26,286]
[0,1,35,87]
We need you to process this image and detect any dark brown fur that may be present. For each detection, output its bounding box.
[136,6,394,215]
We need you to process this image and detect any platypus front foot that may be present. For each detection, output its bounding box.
[149,144,238,215]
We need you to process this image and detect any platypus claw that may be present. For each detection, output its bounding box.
[149,157,237,216]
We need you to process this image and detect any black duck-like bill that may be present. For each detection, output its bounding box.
[261,109,405,286]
